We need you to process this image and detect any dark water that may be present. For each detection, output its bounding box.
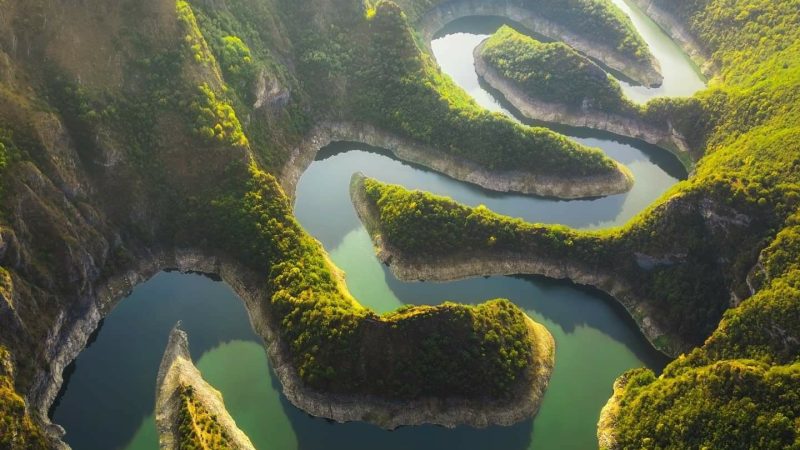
[49,3,703,449]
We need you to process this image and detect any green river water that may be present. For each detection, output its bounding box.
[50,2,705,449]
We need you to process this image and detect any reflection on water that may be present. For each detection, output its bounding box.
[295,147,670,448]
[609,0,706,101]
[432,5,706,106]
[50,266,667,450]
[50,272,260,450]
[50,5,702,450]
[296,141,680,252]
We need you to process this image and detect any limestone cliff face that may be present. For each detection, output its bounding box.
[156,324,256,450]
[596,369,633,450]
[351,169,766,357]
[473,43,693,166]
[414,0,663,87]
[349,174,681,356]
[280,121,634,201]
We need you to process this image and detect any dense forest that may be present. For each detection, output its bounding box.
[349,2,619,178]
[0,0,796,447]
[205,166,549,399]
[395,0,651,64]
[359,176,591,259]
[353,0,800,446]
[480,25,632,113]
[0,0,566,445]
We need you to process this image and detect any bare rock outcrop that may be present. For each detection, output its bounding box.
[473,42,692,165]
[350,173,684,356]
[414,0,663,87]
[280,121,633,201]
[155,324,256,450]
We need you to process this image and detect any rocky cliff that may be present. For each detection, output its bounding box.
[473,42,693,167]
[413,0,663,87]
[156,324,256,450]
[281,121,634,201]
[349,173,679,355]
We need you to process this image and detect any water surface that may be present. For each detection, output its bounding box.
[49,4,702,450]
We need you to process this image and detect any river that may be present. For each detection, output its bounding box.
[49,2,704,449]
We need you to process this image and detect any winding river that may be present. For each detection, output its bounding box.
[50,2,705,449]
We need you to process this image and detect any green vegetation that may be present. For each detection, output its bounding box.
[0,348,47,450]
[361,176,589,259]
[187,0,312,169]
[351,2,619,178]
[355,0,800,445]
[176,383,233,450]
[204,166,546,399]
[396,0,650,63]
[177,0,218,69]
[357,176,728,346]
[218,36,256,93]
[1,0,558,422]
[608,361,800,450]
[191,83,249,148]
[0,0,797,446]
[480,25,634,114]
[519,0,649,62]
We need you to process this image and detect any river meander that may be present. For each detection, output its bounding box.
[50,2,704,449]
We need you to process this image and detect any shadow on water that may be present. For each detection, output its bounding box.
[272,371,534,450]
[50,272,259,450]
[308,143,630,232]
[48,316,108,419]
[434,15,539,41]
[380,264,669,372]
[475,76,688,180]
[433,15,643,86]
[432,15,689,182]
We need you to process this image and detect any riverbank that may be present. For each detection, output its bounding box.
[35,242,560,448]
[626,0,715,77]
[415,0,663,87]
[595,368,633,450]
[155,325,255,450]
[280,121,634,201]
[473,41,693,169]
[350,173,685,357]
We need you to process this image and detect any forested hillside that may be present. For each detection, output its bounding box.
[0,0,796,447]
[0,0,572,446]
[353,0,800,446]
[480,25,631,112]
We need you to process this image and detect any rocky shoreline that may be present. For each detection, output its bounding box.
[36,241,559,448]
[415,0,663,87]
[595,369,632,450]
[473,42,693,167]
[349,173,686,357]
[627,0,716,77]
[279,121,634,201]
[155,324,256,450]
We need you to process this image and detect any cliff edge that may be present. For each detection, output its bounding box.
[155,324,255,450]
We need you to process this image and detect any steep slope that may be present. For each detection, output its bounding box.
[347,0,800,446]
[156,325,256,450]
[0,0,600,445]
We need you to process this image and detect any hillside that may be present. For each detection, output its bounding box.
[0,0,574,445]
[479,25,630,113]
[155,325,255,450]
[348,0,800,446]
[0,0,796,448]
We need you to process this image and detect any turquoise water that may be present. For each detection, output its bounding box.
[49,4,704,450]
